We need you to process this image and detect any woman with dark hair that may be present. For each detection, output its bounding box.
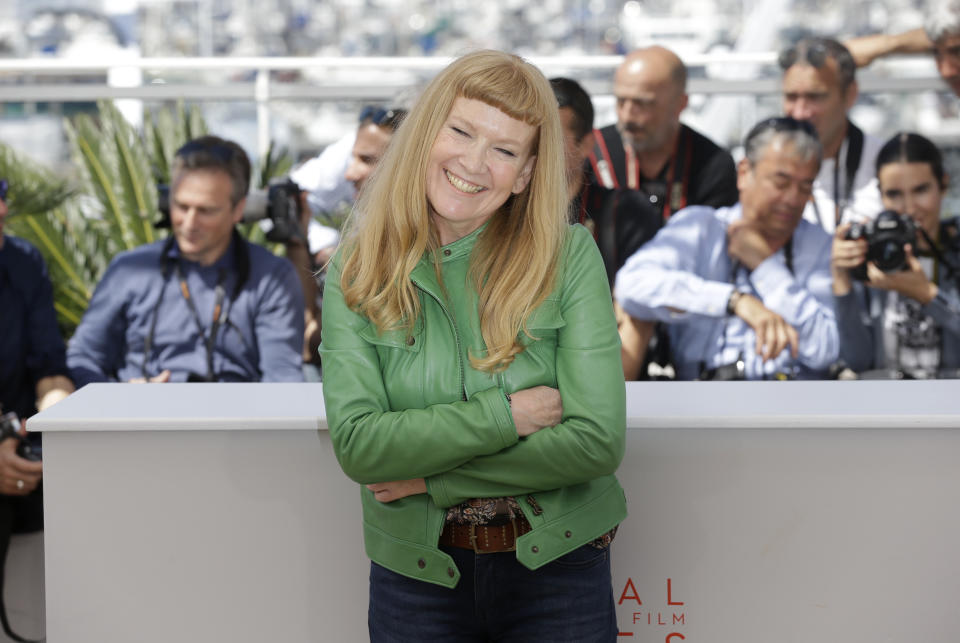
[831,132,960,377]
[320,50,627,641]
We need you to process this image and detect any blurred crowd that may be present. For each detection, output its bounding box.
[2,1,960,635]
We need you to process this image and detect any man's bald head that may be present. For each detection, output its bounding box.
[612,46,689,154]
[615,46,687,96]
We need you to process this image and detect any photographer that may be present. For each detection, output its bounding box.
[68,136,305,385]
[0,177,73,640]
[615,117,840,380]
[833,133,960,378]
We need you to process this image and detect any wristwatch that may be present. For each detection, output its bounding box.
[726,289,744,316]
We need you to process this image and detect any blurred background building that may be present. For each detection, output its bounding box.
[0,0,952,200]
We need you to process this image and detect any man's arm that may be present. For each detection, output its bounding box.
[35,375,73,411]
[747,234,840,371]
[615,208,736,322]
[67,261,129,387]
[253,260,307,382]
[615,301,653,381]
[284,193,321,363]
[845,28,932,68]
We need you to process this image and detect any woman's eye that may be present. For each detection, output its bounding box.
[496,148,516,157]
[451,126,468,136]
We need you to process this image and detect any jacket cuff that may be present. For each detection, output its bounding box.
[424,475,451,508]
[473,387,519,451]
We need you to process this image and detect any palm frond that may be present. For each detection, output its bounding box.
[0,142,74,214]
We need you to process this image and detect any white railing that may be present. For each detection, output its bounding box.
[0,53,948,157]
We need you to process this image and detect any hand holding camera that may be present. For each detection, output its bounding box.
[835,211,939,304]
[0,412,42,496]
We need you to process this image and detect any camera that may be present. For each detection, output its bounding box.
[0,412,41,462]
[698,353,746,381]
[241,177,304,244]
[157,177,304,244]
[845,209,917,280]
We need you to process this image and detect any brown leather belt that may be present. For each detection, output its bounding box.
[438,517,532,553]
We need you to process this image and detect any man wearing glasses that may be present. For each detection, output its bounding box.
[614,118,839,381]
[67,136,305,386]
[779,38,884,236]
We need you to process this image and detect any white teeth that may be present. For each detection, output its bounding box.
[445,169,484,194]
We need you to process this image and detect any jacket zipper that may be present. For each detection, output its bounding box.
[413,279,467,401]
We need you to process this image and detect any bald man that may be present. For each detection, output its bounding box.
[584,46,738,281]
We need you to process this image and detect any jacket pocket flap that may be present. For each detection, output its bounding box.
[358,320,423,352]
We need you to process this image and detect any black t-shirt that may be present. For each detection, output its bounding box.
[580,123,738,286]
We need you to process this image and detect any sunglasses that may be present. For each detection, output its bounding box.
[0,179,7,202]
[777,42,828,70]
[358,105,407,130]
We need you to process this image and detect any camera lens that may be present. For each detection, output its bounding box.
[872,240,906,272]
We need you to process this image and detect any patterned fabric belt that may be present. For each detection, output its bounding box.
[438,516,533,553]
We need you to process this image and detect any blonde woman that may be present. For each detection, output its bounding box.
[320,50,627,641]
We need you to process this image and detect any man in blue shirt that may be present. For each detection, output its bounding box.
[615,117,840,380]
[68,136,305,385]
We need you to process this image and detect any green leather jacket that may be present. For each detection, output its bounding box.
[320,224,627,588]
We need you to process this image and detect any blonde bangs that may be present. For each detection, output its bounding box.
[340,50,570,373]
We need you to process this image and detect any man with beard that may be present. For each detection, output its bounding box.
[585,46,738,279]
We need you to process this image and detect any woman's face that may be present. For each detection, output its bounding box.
[878,161,944,243]
[426,97,537,245]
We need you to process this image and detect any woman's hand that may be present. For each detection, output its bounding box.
[866,244,938,304]
[510,385,562,437]
[831,223,867,296]
[366,478,426,503]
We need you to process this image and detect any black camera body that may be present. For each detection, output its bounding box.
[157,177,304,244]
[845,209,917,280]
[0,412,41,462]
[241,178,303,244]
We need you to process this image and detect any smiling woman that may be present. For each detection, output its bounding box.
[320,50,627,641]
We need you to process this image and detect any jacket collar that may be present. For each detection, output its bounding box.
[410,223,487,292]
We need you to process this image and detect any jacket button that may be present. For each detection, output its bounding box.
[447,567,455,578]
[531,545,539,554]
[417,558,426,569]
[406,336,415,346]
[443,249,452,256]
[565,530,572,538]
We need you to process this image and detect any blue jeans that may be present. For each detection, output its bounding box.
[368,544,618,642]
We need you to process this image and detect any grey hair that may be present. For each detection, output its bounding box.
[926,0,960,42]
[744,118,823,167]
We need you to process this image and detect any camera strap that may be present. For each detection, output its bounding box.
[141,235,248,381]
[175,262,227,383]
[832,121,864,228]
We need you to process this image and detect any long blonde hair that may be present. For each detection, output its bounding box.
[339,50,569,373]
